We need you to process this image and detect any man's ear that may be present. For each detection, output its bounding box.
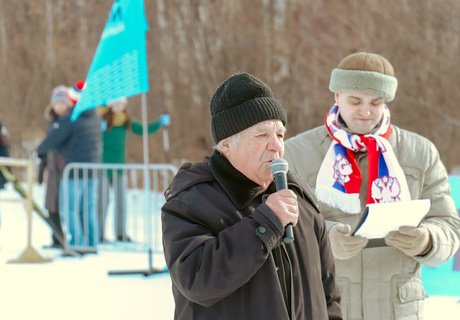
[219,138,231,157]
[335,92,340,104]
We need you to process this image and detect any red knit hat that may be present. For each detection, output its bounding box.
[68,80,85,105]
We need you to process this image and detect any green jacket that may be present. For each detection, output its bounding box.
[102,119,162,164]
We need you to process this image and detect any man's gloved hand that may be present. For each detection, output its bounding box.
[385,225,432,257]
[328,223,368,260]
[159,114,171,127]
[37,155,47,184]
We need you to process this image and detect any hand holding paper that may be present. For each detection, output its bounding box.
[385,225,432,257]
[353,199,431,239]
[329,223,368,260]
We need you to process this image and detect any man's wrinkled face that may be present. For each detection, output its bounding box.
[220,120,286,189]
[335,92,386,134]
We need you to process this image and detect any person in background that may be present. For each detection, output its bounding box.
[284,52,460,319]
[37,80,101,250]
[162,72,342,319]
[38,85,72,248]
[97,97,170,242]
[0,120,10,189]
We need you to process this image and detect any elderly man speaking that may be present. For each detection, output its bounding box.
[161,72,342,320]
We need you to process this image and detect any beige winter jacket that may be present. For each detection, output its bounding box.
[284,125,460,320]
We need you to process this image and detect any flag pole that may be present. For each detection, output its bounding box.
[162,127,170,163]
[141,93,155,273]
[141,94,149,170]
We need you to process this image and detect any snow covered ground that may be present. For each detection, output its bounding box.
[0,184,459,320]
[0,183,174,320]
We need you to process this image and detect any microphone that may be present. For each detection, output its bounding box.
[269,158,294,244]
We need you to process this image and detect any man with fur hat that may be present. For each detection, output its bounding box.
[284,52,460,319]
[162,72,342,319]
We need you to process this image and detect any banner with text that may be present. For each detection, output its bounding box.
[72,0,149,121]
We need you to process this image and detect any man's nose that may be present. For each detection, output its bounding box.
[358,105,372,116]
[268,136,284,154]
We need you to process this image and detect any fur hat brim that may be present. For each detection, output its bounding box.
[329,69,398,102]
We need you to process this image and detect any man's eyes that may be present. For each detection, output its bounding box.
[255,133,267,137]
[254,132,284,138]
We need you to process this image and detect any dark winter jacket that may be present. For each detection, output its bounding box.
[37,109,101,170]
[162,151,342,320]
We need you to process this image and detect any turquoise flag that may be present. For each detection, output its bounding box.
[71,0,149,121]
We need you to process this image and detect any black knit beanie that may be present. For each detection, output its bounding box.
[210,72,287,143]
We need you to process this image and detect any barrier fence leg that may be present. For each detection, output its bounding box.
[6,162,51,263]
[0,166,67,249]
[108,247,166,277]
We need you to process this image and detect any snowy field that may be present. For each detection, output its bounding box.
[0,183,174,320]
[0,184,459,320]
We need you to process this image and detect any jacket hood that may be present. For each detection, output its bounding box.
[164,160,214,201]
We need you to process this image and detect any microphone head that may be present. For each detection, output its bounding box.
[269,158,289,175]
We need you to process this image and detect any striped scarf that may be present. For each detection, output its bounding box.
[316,105,410,214]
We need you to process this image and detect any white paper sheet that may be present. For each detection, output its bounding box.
[352,199,431,239]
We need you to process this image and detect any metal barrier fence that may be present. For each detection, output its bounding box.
[61,162,177,272]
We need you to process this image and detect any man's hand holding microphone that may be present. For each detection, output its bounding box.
[267,158,297,244]
[265,190,299,229]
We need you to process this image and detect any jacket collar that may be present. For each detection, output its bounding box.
[208,150,271,209]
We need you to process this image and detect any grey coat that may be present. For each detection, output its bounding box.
[284,125,460,320]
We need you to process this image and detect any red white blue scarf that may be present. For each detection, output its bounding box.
[316,105,410,213]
